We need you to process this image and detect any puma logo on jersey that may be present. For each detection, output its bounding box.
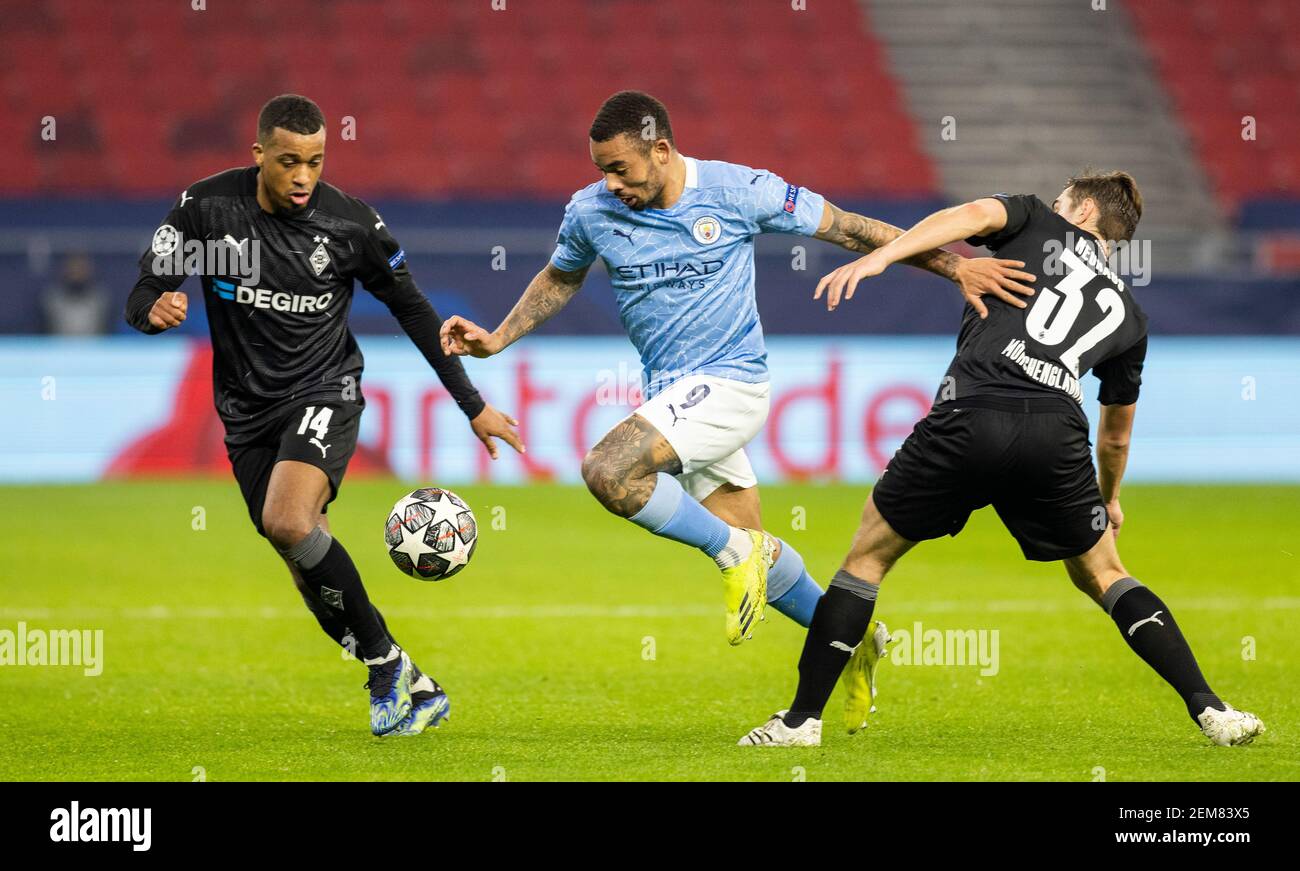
[309,437,331,458]
[180,189,193,207]
[222,234,248,254]
[611,228,636,245]
[1127,611,1164,637]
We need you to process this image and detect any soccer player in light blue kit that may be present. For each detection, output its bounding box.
[441,92,1032,705]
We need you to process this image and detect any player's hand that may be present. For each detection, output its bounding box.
[470,403,525,459]
[954,258,1037,319]
[147,291,188,330]
[440,315,502,358]
[814,251,890,311]
[1107,499,1124,538]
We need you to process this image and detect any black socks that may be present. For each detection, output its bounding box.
[281,527,393,662]
[785,569,879,728]
[295,589,399,661]
[780,571,1225,731]
[1103,577,1224,722]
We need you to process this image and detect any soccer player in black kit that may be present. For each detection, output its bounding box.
[740,170,1265,748]
[125,95,523,737]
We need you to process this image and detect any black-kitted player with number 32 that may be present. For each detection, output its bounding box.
[125,94,524,737]
[740,169,1264,748]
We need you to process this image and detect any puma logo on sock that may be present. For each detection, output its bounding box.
[1127,610,1165,637]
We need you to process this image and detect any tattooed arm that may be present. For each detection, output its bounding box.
[814,201,965,281]
[811,200,1037,316]
[440,263,590,358]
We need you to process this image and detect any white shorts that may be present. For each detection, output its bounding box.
[628,374,771,502]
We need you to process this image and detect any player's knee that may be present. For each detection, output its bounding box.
[262,508,316,552]
[580,451,652,518]
[580,450,618,507]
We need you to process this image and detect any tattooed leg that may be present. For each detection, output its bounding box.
[580,413,701,535]
[583,409,777,651]
[582,414,754,569]
[581,414,682,518]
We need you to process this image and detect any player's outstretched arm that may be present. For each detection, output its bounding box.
[813,200,1035,317]
[814,201,955,269]
[358,228,526,457]
[1097,401,1136,537]
[440,263,588,358]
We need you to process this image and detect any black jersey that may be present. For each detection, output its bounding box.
[939,193,1149,417]
[126,166,484,442]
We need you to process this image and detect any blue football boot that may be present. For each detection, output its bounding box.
[392,663,450,736]
[365,648,413,736]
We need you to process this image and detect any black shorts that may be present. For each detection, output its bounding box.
[871,396,1108,561]
[226,400,363,537]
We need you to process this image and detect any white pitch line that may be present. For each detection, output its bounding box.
[2,597,1299,622]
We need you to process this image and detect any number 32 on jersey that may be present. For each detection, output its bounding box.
[1024,248,1126,376]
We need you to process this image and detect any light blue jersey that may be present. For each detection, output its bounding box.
[550,156,826,397]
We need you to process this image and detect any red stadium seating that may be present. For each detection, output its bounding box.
[1128,0,1300,210]
[0,0,936,199]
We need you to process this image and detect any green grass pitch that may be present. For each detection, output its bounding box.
[0,480,1296,781]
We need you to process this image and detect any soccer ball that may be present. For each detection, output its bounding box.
[384,487,477,581]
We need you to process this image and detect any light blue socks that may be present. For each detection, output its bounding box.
[629,473,823,626]
[628,472,729,556]
[766,540,824,627]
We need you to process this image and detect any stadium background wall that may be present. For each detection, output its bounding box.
[5,336,1298,484]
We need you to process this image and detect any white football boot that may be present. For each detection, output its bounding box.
[1197,704,1265,746]
[737,710,822,747]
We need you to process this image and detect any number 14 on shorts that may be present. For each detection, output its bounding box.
[297,406,334,455]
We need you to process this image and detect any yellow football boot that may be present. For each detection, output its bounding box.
[841,620,891,734]
[721,530,775,645]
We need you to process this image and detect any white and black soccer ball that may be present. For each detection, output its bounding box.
[384,487,477,581]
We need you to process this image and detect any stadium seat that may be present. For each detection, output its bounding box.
[0,0,936,200]
[1131,1,1300,206]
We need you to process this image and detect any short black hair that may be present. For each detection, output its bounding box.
[589,90,673,151]
[257,94,325,143]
